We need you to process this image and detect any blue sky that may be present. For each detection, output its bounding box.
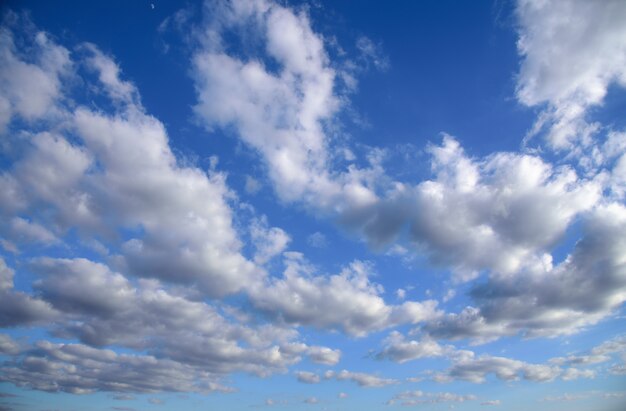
[0,1,625,410]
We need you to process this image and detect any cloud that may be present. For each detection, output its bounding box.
[0,257,57,327]
[549,335,626,366]
[0,11,71,133]
[245,175,262,195]
[26,257,338,379]
[295,371,320,384]
[0,340,235,394]
[306,232,327,248]
[306,346,340,366]
[410,136,601,277]
[434,351,561,383]
[0,22,261,297]
[303,397,318,404]
[561,368,595,381]
[188,0,614,303]
[355,36,389,72]
[0,334,20,355]
[426,203,626,341]
[481,400,501,406]
[250,218,291,264]
[387,390,477,406]
[324,370,398,388]
[515,0,626,149]
[376,331,449,363]
[248,255,440,336]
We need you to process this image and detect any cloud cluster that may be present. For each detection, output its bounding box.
[426,203,626,341]
[516,0,626,149]
[0,257,347,393]
[375,331,449,363]
[0,28,261,299]
[325,370,398,388]
[0,12,71,132]
[1,0,626,402]
[0,339,235,394]
[0,15,349,393]
[248,255,440,336]
[0,257,57,328]
[410,136,601,277]
[188,2,618,313]
[434,351,562,384]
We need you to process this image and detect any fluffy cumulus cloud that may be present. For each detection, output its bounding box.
[248,255,440,336]
[295,371,320,384]
[409,136,601,277]
[426,203,626,341]
[434,351,561,384]
[0,12,71,132]
[188,0,610,279]
[324,369,398,388]
[0,14,345,394]
[0,27,260,298]
[550,335,626,377]
[375,331,449,363]
[25,258,334,377]
[516,0,626,150]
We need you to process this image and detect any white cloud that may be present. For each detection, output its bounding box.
[5,217,58,245]
[0,339,235,394]
[561,368,595,381]
[0,257,57,327]
[324,369,398,388]
[188,0,614,302]
[376,331,449,363]
[355,36,389,72]
[426,203,626,341]
[306,232,327,248]
[516,0,626,149]
[15,256,346,385]
[0,257,14,291]
[411,136,601,276]
[435,352,561,384]
[248,254,440,336]
[0,31,262,297]
[0,12,71,132]
[481,400,501,406]
[295,371,320,384]
[251,218,291,264]
[0,333,20,355]
[306,346,341,366]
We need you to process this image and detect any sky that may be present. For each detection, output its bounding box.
[0,0,625,410]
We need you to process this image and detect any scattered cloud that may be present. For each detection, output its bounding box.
[306,232,327,248]
[387,390,477,406]
[324,370,398,388]
[376,331,449,363]
[295,371,320,384]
